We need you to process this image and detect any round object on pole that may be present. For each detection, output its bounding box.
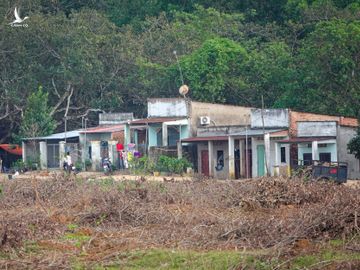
[179,84,189,96]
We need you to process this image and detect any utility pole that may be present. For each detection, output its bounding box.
[64,116,67,144]
[245,126,248,179]
[261,95,270,176]
[83,117,88,170]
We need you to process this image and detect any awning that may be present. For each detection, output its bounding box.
[131,117,185,125]
[230,128,288,137]
[181,136,228,142]
[80,124,124,134]
[278,136,336,143]
[0,144,22,156]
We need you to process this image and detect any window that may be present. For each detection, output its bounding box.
[319,153,331,162]
[168,127,180,146]
[280,147,286,163]
[318,143,328,148]
[303,153,312,165]
[217,150,224,167]
[156,129,162,146]
[215,150,224,171]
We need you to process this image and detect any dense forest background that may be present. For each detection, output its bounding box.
[0,0,359,142]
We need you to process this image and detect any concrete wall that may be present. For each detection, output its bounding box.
[79,133,112,162]
[99,113,133,125]
[148,124,161,147]
[297,140,337,162]
[180,125,189,140]
[297,121,337,137]
[338,126,360,179]
[197,126,246,137]
[197,141,229,179]
[148,98,188,117]
[148,123,189,148]
[251,137,290,177]
[289,111,357,137]
[251,109,289,128]
[190,102,252,137]
[23,141,40,163]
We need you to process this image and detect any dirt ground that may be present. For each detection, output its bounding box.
[0,173,359,269]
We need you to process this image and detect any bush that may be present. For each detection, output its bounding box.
[129,155,155,175]
[84,159,92,170]
[74,161,83,172]
[157,155,192,175]
[11,159,26,172]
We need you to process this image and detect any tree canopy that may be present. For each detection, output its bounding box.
[0,0,359,142]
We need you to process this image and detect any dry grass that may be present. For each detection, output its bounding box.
[0,176,359,269]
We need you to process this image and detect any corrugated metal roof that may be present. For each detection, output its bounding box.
[131,117,185,124]
[24,130,81,140]
[181,136,229,142]
[80,124,124,134]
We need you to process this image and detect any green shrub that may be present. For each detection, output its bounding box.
[157,155,192,175]
[84,159,92,170]
[74,161,83,171]
[129,155,155,175]
[11,159,26,171]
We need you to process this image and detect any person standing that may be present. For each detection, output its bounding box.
[66,152,72,173]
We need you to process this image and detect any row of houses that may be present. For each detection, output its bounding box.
[22,98,360,179]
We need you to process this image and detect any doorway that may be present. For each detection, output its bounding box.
[201,150,209,176]
[257,145,265,177]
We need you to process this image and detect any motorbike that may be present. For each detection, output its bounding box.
[63,162,80,175]
[102,157,112,175]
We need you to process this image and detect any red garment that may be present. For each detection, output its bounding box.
[116,143,124,151]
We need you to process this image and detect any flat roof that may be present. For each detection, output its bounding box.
[181,136,229,142]
[230,129,287,137]
[278,137,336,143]
[131,117,185,125]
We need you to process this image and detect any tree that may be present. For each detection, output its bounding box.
[19,87,56,139]
[348,133,360,160]
[180,38,248,103]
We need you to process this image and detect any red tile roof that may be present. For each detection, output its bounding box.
[80,125,124,134]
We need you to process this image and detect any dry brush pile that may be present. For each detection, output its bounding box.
[0,176,359,267]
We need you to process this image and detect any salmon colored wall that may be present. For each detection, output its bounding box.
[289,111,358,137]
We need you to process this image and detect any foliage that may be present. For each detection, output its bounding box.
[180,38,248,103]
[129,155,155,175]
[348,127,360,159]
[157,155,192,174]
[18,87,56,140]
[84,159,92,170]
[1,1,360,143]
[74,161,83,171]
[11,159,26,172]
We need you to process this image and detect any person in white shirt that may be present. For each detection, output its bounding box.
[66,152,72,172]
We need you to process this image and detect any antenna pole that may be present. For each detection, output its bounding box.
[173,50,184,85]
